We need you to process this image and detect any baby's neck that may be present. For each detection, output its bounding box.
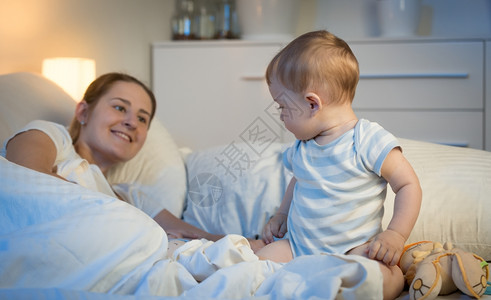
[314,118,358,145]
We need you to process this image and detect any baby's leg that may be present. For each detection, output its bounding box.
[167,238,188,258]
[348,243,404,300]
[255,239,293,263]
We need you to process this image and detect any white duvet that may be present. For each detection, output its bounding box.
[0,156,383,299]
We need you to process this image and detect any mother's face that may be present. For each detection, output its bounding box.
[76,81,153,168]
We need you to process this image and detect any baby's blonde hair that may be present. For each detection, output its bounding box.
[266,30,359,104]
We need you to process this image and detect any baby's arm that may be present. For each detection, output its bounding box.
[262,177,296,244]
[5,130,67,181]
[368,147,422,266]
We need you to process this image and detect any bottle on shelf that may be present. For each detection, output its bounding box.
[195,0,216,40]
[214,0,239,39]
[171,0,197,40]
[171,0,239,40]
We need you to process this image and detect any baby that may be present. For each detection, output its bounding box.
[256,30,422,300]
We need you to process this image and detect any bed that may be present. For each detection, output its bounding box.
[0,72,490,299]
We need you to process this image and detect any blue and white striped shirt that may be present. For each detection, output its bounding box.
[284,119,400,257]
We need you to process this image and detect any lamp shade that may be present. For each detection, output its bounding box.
[42,57,96,101]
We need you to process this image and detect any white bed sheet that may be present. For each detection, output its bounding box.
[0,156,386,299]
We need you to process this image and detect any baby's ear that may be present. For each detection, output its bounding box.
[305,92,322,115]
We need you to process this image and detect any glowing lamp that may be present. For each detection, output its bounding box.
[42,57,96,101]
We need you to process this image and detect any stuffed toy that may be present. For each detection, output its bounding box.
[399,241,489,299]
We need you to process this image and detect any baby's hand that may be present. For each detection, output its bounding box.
[367,229,405,266]
[262,213,288,244]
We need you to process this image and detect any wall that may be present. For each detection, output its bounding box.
[0,0,313,87]
[314,0,491,39]
[0,0,173,85]
[1,0,489,87]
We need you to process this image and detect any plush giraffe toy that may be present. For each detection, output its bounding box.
[399,241,489,300]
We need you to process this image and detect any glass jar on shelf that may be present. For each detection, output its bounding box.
[214,0,239,39]
[194,0,216,39]
[171,0,197,40]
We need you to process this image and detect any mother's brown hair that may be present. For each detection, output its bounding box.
[68,72,157,143]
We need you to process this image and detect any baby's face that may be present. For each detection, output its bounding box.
[268,78,317,141]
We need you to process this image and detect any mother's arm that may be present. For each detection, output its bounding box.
[5,130,66,181]
[153,208,223,241]
[153,209,266,252]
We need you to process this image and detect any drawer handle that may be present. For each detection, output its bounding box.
[360,73,469,79]
[241,75,265,81]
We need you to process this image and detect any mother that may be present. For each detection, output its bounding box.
[1,72,222,242]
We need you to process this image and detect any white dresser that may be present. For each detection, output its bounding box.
[350,40,484,149]
[152,40,289,151]
[152,38,490,151]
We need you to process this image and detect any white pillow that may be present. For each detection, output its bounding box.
[0,72,75,143]
[382,138,491,261]
[107,119,187,218]
[182,142,292,239]
[183,137,491,261]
